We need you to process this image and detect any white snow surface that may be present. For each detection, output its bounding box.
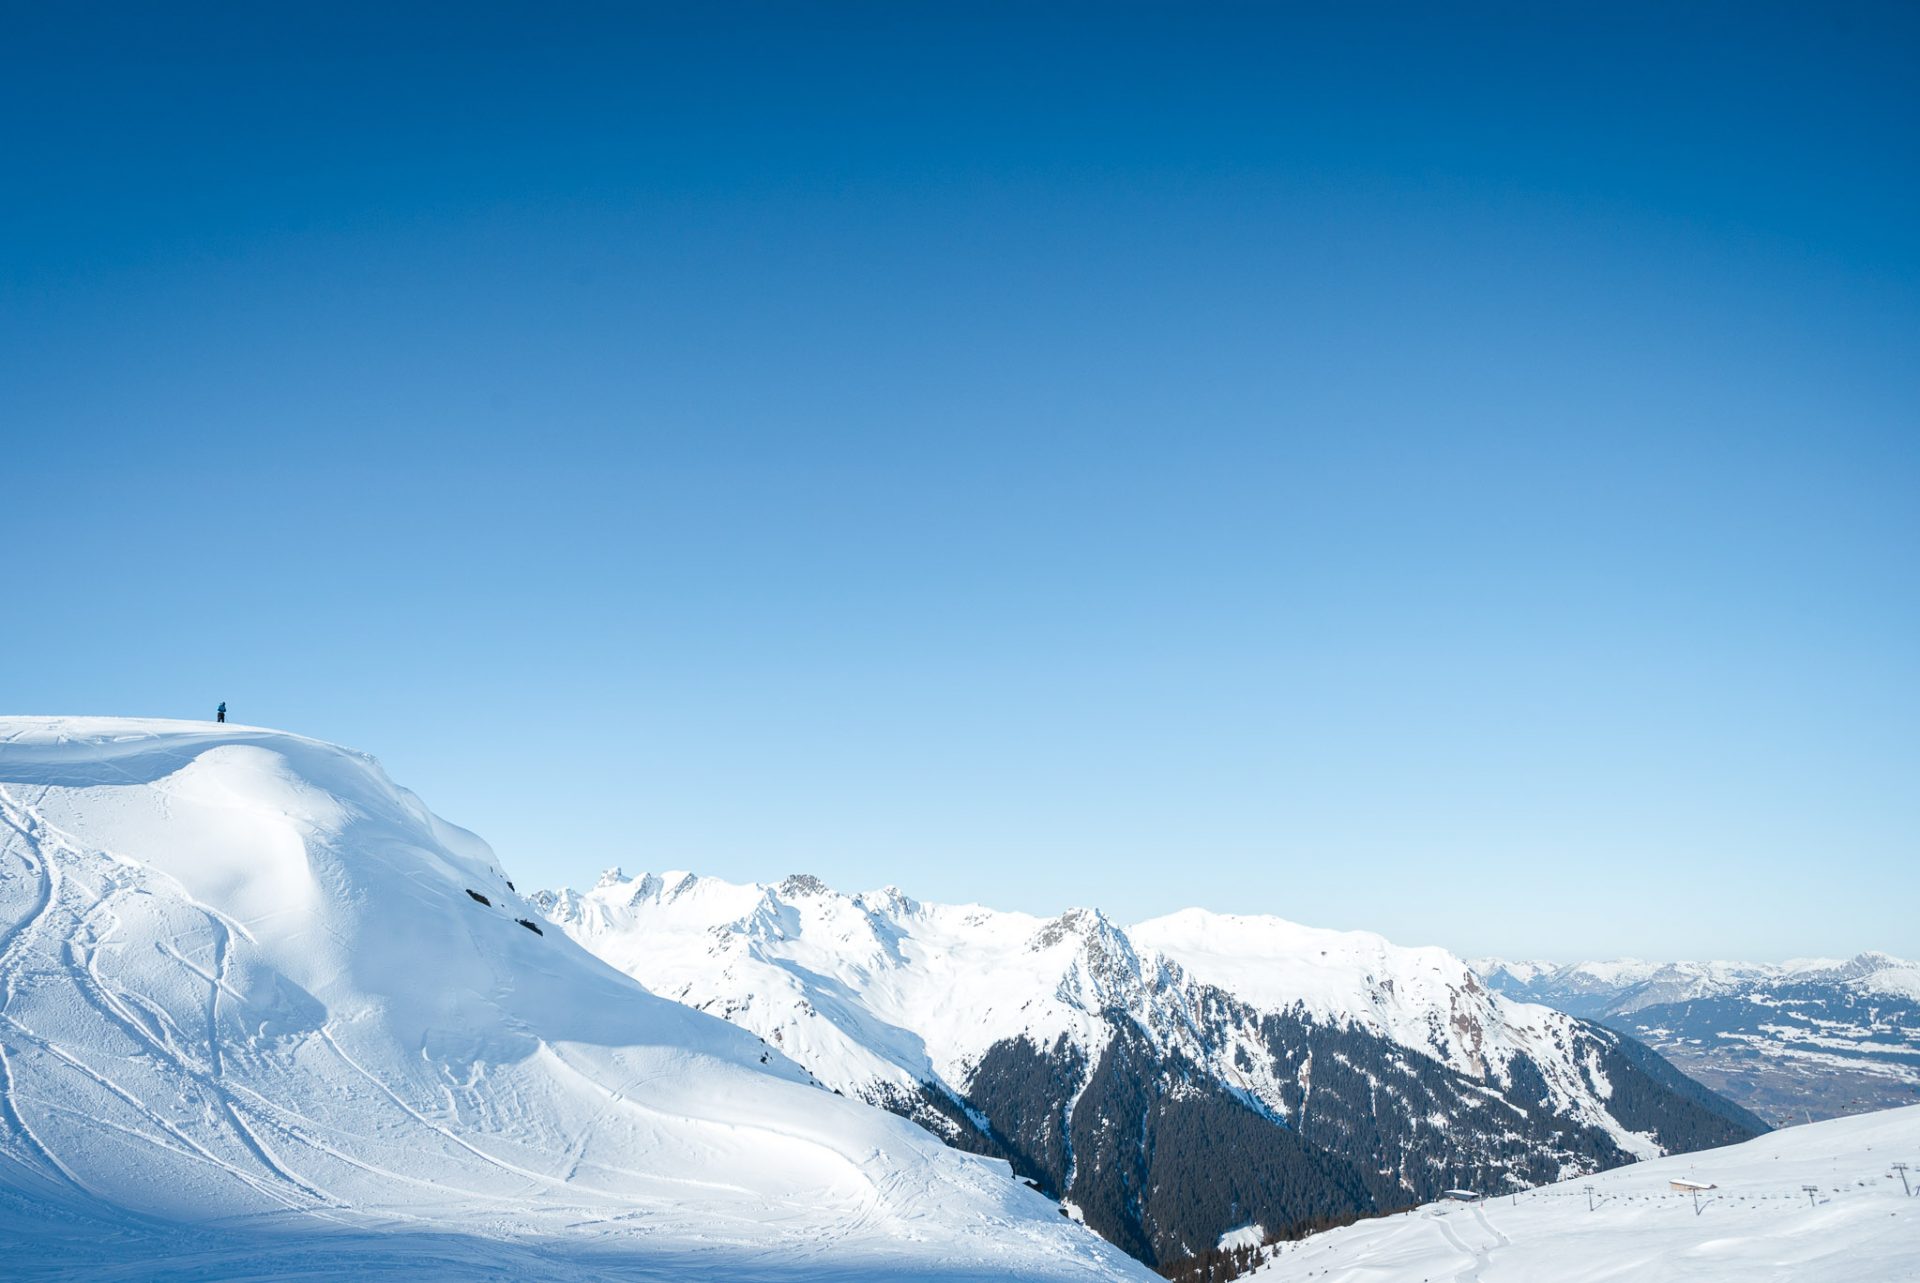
[1245,1105,1920,1282]
[0,717,1149,1281]
[1215,1222,1266,1252]
[544,873,1667,1163]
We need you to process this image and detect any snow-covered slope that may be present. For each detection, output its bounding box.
[0,718,1149,1281]
[1476,954,1920,1125]
[1243,1105,1920,1282]
[539,870,1765,1266]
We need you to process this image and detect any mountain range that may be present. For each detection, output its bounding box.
[1474,954,1920,1127]
[536,869,1765,1272]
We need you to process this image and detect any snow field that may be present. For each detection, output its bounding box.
[1247,1105,1920,1282]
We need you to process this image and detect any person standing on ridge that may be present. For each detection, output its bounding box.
[216,702,226,724]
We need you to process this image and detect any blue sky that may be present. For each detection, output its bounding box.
[4,3,1915,960]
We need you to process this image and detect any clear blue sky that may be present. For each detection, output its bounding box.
[4,3,1915,961]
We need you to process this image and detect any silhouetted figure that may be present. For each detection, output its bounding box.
[216,702,227,724]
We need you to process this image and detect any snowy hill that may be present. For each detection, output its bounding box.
[1242,1104,1920,1282]
[0,717,1150,1281]
[1475,954,1920,1125]
[538,870,1765,1270]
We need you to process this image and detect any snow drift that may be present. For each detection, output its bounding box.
[0,717,1148,1281]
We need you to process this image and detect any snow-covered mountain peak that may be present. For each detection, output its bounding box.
[0,717,1147,1280]
[1468,957,1558,986]
[1838,948,1903,974]
[1030,905,1126,953]
[1129,907,1506,1067]
[858,883,920,916]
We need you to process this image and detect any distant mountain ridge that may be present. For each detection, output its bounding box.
[1472,953,1920,1125]
[536,870,1765,1271]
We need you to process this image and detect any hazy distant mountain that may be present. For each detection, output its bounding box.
[538,871,1764,1272]
[1472,954,1920,1126]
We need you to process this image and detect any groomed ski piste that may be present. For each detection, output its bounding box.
[0,717,1153,1282]
[1244,1104,1920,1282]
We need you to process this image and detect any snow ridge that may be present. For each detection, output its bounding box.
[0,717,1149,1281]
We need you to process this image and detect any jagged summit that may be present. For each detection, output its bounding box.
[779,872,831,897]
[0,717,1148,1281]
[1030,905,1121,948]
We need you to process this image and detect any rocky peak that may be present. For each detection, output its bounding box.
[778,872,830,898]
[1031,906,1114,952]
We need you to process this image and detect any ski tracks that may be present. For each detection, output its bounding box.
[1472,1202,1511,1250]
[317,1027,567,1197]
[0,782,336,1211]
[0,783,88,1191]
[1430,1202,1508,1283]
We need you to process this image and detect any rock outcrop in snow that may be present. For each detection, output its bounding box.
[0,718,1149,1281]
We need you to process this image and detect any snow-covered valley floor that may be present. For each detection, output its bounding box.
[1248,1104,1920,1282]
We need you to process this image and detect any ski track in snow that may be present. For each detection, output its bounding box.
[315,1025,561,1196]
[1,783,338,1212]
[1470,1202,1510,1252]
[1431,1209,1489,1283]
